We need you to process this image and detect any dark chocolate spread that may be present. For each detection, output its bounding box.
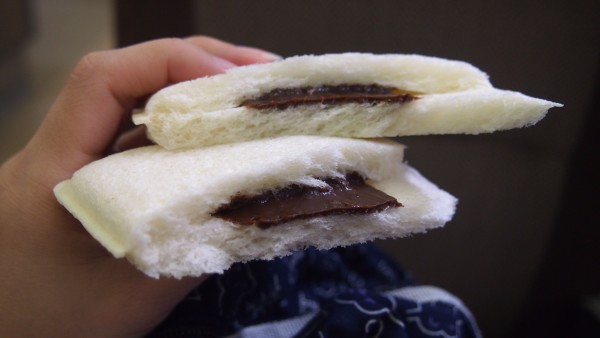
[240,84,419,110]
[212,173,402,228]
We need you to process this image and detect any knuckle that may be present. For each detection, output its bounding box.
[185,35,223,48]
[156,37,188,50]
[192,35,212,43]
[70,51,106,84]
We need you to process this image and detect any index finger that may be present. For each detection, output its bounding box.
[28,38,250,180]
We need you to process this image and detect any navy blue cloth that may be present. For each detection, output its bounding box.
[148,244,481,338]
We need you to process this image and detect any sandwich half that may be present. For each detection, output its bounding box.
[133,53,562,150]
[54,136,456,278]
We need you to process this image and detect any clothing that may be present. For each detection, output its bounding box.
[149,244,482,338]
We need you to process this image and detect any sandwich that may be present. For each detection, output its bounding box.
[54,136,455,278]
[54,53,561,278]
[133,53,560,150]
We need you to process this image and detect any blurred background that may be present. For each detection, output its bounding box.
[1,1,598,337]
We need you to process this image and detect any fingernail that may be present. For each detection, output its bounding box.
[238,46,283,62]
[258,51,283,61]
[213,56,236,72]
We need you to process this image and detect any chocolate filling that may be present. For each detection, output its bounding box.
[212,173,402,228]
[240,84,419,110]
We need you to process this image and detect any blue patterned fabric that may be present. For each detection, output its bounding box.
[148,244,481,338]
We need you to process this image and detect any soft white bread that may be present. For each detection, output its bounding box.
[54,136,456,278]
[134,53,562,150]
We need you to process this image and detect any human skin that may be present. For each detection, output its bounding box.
[0,36,279,338]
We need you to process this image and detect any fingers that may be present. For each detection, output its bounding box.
[27,37,279,182]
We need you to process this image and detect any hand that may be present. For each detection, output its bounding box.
[0,36,280,338]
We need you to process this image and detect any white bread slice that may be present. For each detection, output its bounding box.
[54,136,456,278]
[133,53,561,150]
